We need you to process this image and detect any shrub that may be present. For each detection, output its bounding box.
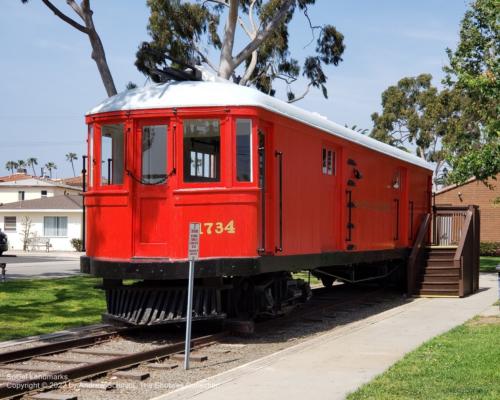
[70,238,83,252]
[480,241,500,256]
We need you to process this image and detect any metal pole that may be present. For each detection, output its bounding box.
[81,155,87,252]
[184,259,195,370]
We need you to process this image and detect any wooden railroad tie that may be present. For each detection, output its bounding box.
[171,353,208,362]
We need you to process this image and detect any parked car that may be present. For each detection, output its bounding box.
[0,229,8,255]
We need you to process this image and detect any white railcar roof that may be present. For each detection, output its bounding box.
[88,81,433,171]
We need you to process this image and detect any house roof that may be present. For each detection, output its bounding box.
[56,175,84,188]
[88,80,433,171]
[0,195,82,211]
[435,173,499,195]
[0,177,81,191]
[0,173,33,183]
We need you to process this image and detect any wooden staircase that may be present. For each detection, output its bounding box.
[407,205,480,298]
[415,246,459,297]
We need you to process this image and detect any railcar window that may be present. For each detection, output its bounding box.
[44,216,67,237]
[322,148,335,175]
[183,119,220,182]
[236,119,252,182]
[142,125,167,184]
[101,124,124,186]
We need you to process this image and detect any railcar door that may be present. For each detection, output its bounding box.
[132,120,170,257]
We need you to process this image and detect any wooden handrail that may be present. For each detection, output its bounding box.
[451,205,480,297]
[407,213,431,295]
[453,210,473,263]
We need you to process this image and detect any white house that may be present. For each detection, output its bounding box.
[0,195,83,252]
[0,176,81,205]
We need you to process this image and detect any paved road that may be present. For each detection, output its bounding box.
[0,255,81,280]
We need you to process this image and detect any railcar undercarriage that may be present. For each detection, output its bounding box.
[102,272,312,326]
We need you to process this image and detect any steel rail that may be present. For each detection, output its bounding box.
[0,328,137,364]
[0,332,226,399]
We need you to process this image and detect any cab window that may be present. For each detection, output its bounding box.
[183,119,220,182]
[101,124,124,186]
[236,119,252,182]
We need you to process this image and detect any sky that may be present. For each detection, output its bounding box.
[0,0,469,178]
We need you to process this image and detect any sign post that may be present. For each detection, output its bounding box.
[185,222,200,370]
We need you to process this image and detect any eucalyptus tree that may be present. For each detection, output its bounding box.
[442,0,499,183]
[21,0,117,96]
[370,74,460,186]
[136,0,345,102]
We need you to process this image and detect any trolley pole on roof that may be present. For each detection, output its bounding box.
[185,222,200,370]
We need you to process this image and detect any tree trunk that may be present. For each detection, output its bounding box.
[81,5,117,97]
[218,0,239,80]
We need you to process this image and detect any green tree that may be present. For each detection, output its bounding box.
[44,162,57,178]
[370,74,457,184]
[26,157,38,176]
[136,0,345,102]
[5,161,19,175]
[65,153,78,177]
[442,0,499,183]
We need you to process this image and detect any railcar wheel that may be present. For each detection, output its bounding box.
[320,276,336,288]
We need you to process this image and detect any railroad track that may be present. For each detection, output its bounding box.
[0,329,226,399]
[0,283,402,399]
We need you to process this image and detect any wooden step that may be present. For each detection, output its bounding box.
[420,274,460,283]
[414,290,460,297]
[427,245,457,250]
[423,266,460,275]
[419,282,459,291]
[427,247,457,258]
[426,259,455,267]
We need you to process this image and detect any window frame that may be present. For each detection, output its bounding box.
[233,117,255,185]
[95,121,127,189]
[43,216,68,237]
[321,146,336,176]
[139,121,169,186]
[180,117,226,187]
[18,191,25,201]
[4,216,16,232]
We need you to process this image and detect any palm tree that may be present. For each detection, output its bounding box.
[65,153,78,177]
[26,157,38,176]
[5,161,18,175]
[17,160,27,173]
[44,162,57,178]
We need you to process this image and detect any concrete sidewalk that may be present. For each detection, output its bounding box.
[154,273,498,400]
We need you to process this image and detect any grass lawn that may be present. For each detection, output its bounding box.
[293,271,320,285]
[347,317,500,400]
[480,256,500,273]
[0,276,105,341]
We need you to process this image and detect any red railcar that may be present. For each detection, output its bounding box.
[81,81,433,325]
